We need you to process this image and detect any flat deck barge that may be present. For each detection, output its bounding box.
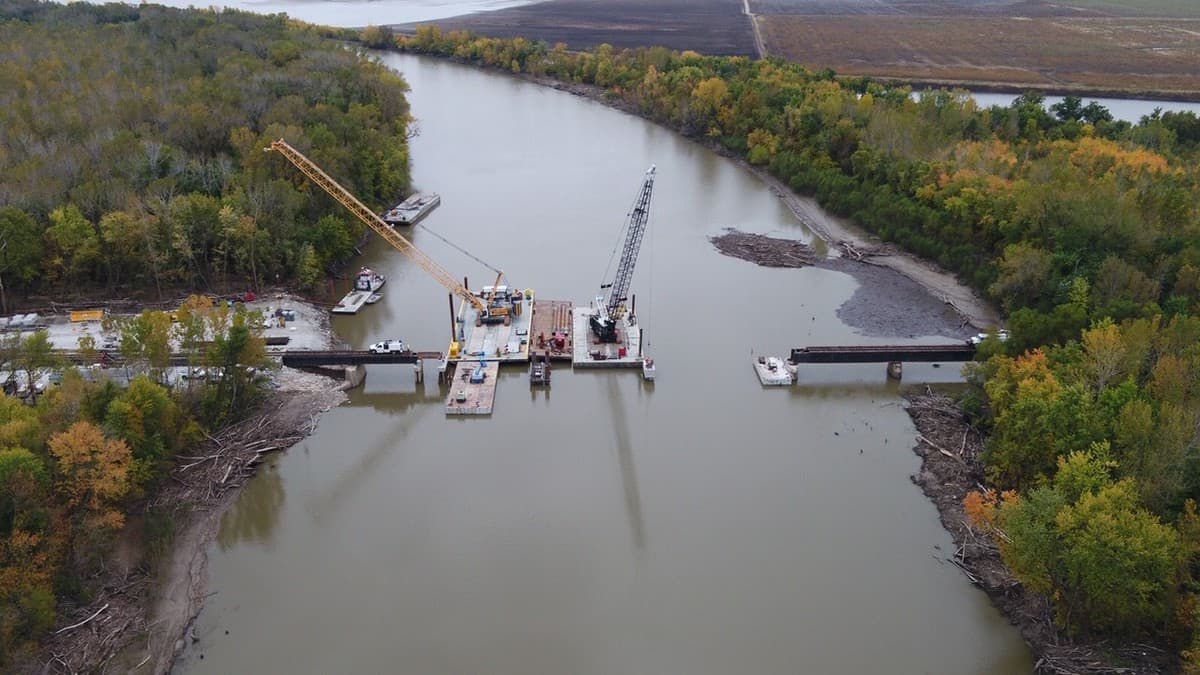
[452,290,534,363]
[753,356,797,386]
[331,289,373,314]
[445,361,498,415]
[382,192,440,226]
[527,299,574,361]
[571,306,644,369]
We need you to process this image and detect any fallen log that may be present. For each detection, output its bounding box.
[54,603,109,635]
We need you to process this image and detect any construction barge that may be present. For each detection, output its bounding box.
[382,192,440,226]
[264,139,655,419]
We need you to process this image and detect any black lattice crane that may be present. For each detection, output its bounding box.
[591,165,656,342]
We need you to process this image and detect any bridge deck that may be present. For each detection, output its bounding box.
[445,361,498,415]
[280,350,443,367]
[790,344,976,364]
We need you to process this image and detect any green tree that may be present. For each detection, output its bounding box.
[105,376,180,490]
[15,331,61,405]
[997,452,1181,637]
[0,207,42,315]
[117,311,173,382]
[1055,480,1181,634]
[294,242,322,292]
[989,242,1054,311]
[45,205,101,288]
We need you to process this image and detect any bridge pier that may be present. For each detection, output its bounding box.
[344,364,367,389]
[414,360,423,384]
[886,361,903,380]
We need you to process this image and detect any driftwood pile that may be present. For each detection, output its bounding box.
[40,578,151,675]
[708,229,818,268]
[906,388,1171,674]
[152,398,313,508]
[38,391,338,674]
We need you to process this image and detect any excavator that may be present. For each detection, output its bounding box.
[591,165,656,343]
[265,139,517,356]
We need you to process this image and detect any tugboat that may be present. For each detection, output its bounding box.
[353,267,386,293]
[530,353,551,385]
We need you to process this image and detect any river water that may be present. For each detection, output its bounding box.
[174,54,1030,674]
[968,91,1200,124]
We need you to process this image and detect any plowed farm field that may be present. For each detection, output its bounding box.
[400,0,1200,96]
[407,0,757,56]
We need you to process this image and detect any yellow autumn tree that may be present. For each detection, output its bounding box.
[49,421,130,534]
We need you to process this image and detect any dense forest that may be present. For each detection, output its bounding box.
[392,27,1200,666]
[0,1,412,312]
[0,2,416,666]
[0,296,270,666]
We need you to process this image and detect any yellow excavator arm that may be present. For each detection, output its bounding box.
[266,138,485,312]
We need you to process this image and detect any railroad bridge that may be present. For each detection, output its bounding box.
[279,350,444,367]
[789,344,977,379]
[280,350,445,386]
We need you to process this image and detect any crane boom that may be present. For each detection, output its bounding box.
[591,165,656,342]
[266,139,485,312]
[606,165,655,318]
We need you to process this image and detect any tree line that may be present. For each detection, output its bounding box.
[0,296,270,666]
[0,2,413,312]
[389,27,1200,665]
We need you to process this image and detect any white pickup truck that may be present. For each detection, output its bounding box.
[368,339,408,354]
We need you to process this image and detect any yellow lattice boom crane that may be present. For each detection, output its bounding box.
[267,138,521,356]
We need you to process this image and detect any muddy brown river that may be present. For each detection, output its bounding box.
[174,54,1031,674]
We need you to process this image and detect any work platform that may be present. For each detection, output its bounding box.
[571,306,644,369]
[452,293,535,363]
[527,299,574,361]
[754,356,797,386]
[445,361,498,415]
[331,290,373,314]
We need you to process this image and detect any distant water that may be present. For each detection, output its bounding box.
[968,92,1200,124]
[130,0,542,27]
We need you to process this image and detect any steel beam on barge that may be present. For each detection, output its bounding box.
[789,344,976,364]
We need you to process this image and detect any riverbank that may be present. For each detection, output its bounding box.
[33,299,346,675]
[905,390,1171,674]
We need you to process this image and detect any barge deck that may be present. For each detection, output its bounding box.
[445,361,498,415]
[331,290,373,314]
[527,299,574,361]
[571,306,644,370]
[383,192,440,226]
